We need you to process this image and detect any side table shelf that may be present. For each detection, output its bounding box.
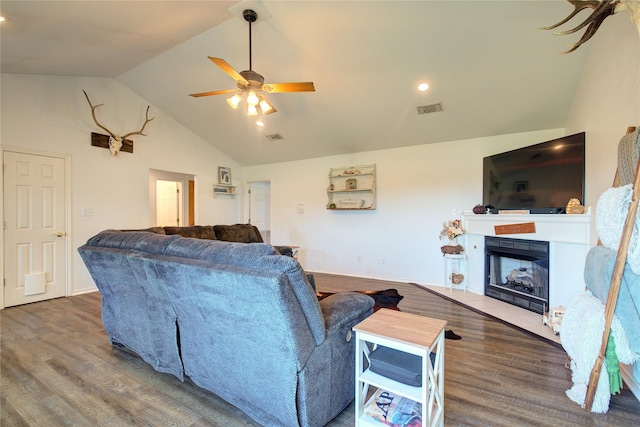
[353,309,447,427]
[443,253,467,292]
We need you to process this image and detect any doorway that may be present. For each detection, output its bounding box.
[150,169,195,227]
[156,180,183,227]
[2,148,71,308]
[246,181,271,243]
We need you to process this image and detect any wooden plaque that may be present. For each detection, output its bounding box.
[91,132,134,153]
[494,222,536,235]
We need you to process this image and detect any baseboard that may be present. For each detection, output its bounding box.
[71,288,99,296]
[621,364,640,401]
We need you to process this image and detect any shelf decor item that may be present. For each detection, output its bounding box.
[439,219,465,241]
[218,166,232,185]
[339,200,364,209]
[440,219,465,254]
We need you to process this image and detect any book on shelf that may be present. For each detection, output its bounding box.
[361,389,422,427]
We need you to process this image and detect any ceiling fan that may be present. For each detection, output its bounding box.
[189,9,315,116]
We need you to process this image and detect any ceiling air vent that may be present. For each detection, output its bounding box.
[266,133,284,141]
[416,102,444,115]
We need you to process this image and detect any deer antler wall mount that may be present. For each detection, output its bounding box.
[83,90,154,156]
[541,0,640,53]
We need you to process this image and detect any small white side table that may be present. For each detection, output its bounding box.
[353,309,447,427]
[443,253,467,292]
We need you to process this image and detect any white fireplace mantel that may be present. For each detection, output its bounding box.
[461,211,592,309]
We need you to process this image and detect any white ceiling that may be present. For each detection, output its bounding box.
[1,1,600,166]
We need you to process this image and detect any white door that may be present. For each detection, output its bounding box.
[156,179,182,227]
[249,181,271,243]
[3,151,67,307]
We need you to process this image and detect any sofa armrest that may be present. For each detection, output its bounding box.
[319,292,374,337]
[273,245,293,257]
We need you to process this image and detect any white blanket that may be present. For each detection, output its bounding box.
[561,292,637,413]
[596,184,640,275]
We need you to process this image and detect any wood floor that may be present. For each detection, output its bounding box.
[2,273,639,426]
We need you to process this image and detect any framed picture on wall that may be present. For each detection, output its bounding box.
[218,166,232,185]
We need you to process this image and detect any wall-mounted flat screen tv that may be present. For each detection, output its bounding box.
[482,132,585,214]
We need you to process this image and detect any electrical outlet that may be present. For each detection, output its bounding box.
[82,208,94,217]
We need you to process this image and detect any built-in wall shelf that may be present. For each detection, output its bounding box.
[327,164,376,210]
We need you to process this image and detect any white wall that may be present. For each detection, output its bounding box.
[244,12,640,287]
[0,74,243,300]
[243,129,563,286]
[1,12,636,304]
[564,13,640,245]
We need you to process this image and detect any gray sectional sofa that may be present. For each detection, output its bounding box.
[78,230,374,427]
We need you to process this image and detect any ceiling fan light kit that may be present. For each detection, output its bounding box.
[189,9,315,117]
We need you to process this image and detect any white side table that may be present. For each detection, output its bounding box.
[353,309,447,427]
[443,253,467,292]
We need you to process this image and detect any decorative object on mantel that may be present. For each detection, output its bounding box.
[82,90,154,156]
[566,198,586,214]
[472,204,485,214]
[494,222,536,235]
[440,219,465,254]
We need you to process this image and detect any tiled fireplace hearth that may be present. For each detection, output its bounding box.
[462,211,591,310]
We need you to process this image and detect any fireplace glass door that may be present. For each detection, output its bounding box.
[485,236,549,314]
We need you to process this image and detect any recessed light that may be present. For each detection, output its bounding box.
[418,82,430,92]
[0,16,6,23]
[256,120,264,127]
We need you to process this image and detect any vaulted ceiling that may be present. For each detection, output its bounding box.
[1,1,596,166]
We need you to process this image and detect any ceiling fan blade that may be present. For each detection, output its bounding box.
[262,82,316,93]
[189,89,237,98]
[209,57,249,85]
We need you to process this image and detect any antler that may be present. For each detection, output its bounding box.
[82,89,118,139]
[541,0,619,53]
[121,106,154,140]
[83,89,154,140]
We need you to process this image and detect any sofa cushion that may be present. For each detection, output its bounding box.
[214,224,263,243]
[86,230,180,254]
[120,226,166,235]
[164,225,217,240]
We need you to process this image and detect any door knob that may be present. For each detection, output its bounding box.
[53,232,65,237]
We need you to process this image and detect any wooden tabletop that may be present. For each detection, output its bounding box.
[352,308,447,350]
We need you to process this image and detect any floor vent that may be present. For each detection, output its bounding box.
[266,133,284,141]
[417,102,444,115]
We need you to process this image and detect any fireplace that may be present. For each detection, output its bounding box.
[484,236,549,314]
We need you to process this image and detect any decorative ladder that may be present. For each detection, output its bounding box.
[584,126,639,411]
